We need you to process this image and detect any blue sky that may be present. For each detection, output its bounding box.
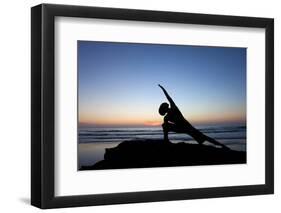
[78,41,246,127]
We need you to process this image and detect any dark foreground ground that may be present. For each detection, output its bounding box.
[80,139,246,170]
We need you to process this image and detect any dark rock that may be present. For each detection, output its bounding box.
[80,139,246,170]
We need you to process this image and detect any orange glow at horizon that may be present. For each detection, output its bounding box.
[79,111,246,127]
[143,120,163,126]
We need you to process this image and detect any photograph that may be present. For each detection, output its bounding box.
[77,41,247,170]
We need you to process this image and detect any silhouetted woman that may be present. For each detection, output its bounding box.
[158,84,230,149]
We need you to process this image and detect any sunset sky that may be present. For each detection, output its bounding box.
[78,41,246,127]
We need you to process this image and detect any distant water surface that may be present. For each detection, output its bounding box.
[78,125,246,169]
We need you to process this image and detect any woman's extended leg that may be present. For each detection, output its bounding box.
[204,135,230,150]
[162,122,230,149]
[182,124,231,150]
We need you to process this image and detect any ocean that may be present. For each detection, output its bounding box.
[78,125,246,168]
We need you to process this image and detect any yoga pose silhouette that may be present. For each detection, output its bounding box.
[158,84,230,150]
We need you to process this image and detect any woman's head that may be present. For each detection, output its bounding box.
[158,102,169,116]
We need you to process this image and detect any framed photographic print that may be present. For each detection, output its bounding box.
[31,3,274,209]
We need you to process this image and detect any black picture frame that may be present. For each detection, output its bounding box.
[31,3,274,209]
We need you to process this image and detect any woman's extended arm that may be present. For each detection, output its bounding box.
[158,84,176,107]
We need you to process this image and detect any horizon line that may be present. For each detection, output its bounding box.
[79,121,246,128]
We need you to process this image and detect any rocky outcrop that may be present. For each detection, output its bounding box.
[80,139,246,170]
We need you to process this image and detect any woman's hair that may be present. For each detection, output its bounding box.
[158,102,169,116]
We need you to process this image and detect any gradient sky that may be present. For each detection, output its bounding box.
[78,41,246,127]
